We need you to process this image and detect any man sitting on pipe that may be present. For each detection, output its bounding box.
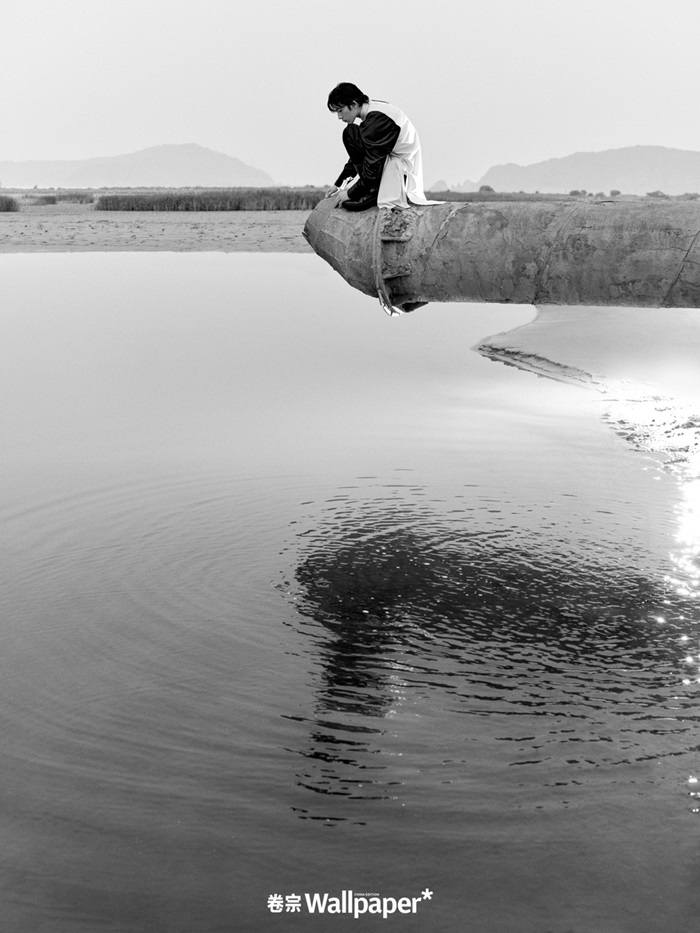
[325,82,439,212]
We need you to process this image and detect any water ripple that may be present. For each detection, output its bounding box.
[281,479,700,820]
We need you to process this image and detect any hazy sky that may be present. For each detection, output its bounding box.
[3,0,700,185]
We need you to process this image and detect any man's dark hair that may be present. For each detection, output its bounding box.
[327,82,370,111]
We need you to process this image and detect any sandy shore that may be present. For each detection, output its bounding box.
[478,305,700,469]
[478,306,700,395]
[0,203,312,253]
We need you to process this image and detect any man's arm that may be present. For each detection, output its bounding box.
[334,159,357,188]
[347,112,400,200]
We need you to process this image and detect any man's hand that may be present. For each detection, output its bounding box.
[334,188,351,207]
[324,185,339,198]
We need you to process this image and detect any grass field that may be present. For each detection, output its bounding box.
[2,186,697,214]
[426,191,573,202]
[94,187,327,211]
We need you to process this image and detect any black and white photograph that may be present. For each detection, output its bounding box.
[2,1,700,930]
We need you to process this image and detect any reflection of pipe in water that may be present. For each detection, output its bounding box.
[290,502,689,720]
[303,196,700,315]
[294,517,671,654]
[286,497,700,819]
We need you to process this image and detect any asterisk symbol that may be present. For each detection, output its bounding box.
[421,888,433,900]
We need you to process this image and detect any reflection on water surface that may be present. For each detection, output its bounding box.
[284,478,700,828]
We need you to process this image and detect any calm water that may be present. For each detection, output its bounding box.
[2,253,700,932]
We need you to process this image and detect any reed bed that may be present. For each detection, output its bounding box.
[95,187,326,211]
[427,190,573,202]
[54,191,94,204]
[27,195,58,205]
[0,195,19,211]
[429,189,700,201]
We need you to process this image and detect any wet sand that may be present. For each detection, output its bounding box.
[478,305,700,397]
[0,203,312,253]
[478,305,700,469]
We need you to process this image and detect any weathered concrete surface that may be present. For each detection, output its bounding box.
[303,196,700,311]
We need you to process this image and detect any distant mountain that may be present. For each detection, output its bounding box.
[0,144,274,188]
[478,146,700,195]
[428,178,477,192]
